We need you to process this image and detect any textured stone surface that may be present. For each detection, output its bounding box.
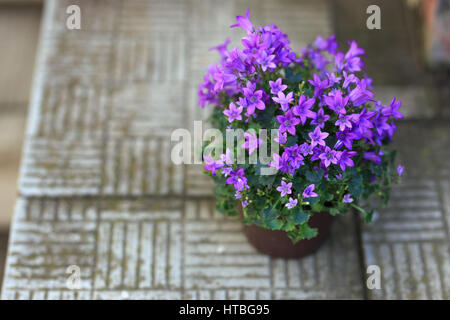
[2,197,362,300]
[362,122,450,300]
[2,0,450,300]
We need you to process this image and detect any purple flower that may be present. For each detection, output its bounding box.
[269,152,290,172]
[204,156,224,176]
[348,81,373,107]
[310,108,330,129]
[308,74,330,97]
[269,78,287,95]
[397,165,404,177]
[335,115,352,131]
[220,148,233,165]
[209,38,230,60]
[241,200,249,208]
[343,71,358,89]
[363,151,381,164]
[230,9,254,34]
[343,194,353,203]
[319,146,338,167]
[226,168,249,191]
[241,132,262,155]
[302,184,318,198]
[277,180,292,197]
[327,72,342,85]
[292,95,316,125]
[309,126,329,147]
[373,114,391,136]
[298,142,313,156]
[335,130,357,149]
[324,90,349,115]
[274,131,287,144]
[257,50,276,71]
[277,110,300,135]
[345,40,365,59]
[286,197,298,209]
[272,91,294,111]
[223,102,243,122]
[382,97,403,119]
[212,66,237,93]
[243,81,265,115]
[336,150,357,171]
[221,166,233,177]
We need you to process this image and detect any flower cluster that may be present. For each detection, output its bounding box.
[199,10,403,242]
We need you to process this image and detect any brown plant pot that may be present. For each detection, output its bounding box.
[238,205,334,259]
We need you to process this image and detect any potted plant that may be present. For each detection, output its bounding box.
[198,10,404,259]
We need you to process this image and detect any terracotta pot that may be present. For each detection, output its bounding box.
[238,205,334,259]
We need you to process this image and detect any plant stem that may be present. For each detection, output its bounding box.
[350,203,365,214]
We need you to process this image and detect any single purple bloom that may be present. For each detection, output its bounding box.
[230,9,254,33]
[345,40,365,59]
[335,115,352,131]
[212,67,237,93]
[309,126,329,147]
[327,72,342,85]
[276,110,300,135]
[292,95,316,125]
[274,131,287,144]
[257,50,276,71]
[269,78,287,95]
[382,97,403,119]
[302,184,318,198]
[203,156,224,176]
[308,74,330,97]
[272,91,294,111]
[343,194,353,203]
[209,38,230,60]
[310,108,330,129]
[343,71,358,89]
[241,200,249,208]
[348,81,374,107]
[223,102,243,122]
[298,142,313,156]
[373,114,391,136]
[336,150,357,171]
[363,151,381,164]
[269,152,290,173]
[226,168,249,191]
[335,130,357,149]
[221,166,232,177]
[324,90,349,115]
[243,81,265,115]
[241,132,262,155]
[397,165,404,177]
[285,197,298,209]
[319,146,338,167]
[277,181,292,197]
[220,148,233,165]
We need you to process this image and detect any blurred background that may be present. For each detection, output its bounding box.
[0,0,448,290]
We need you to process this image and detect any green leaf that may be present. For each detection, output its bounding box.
[348,174,363,198]
[364,209,374,224]
[292,207,309,224]
[306,169,324,183]
[329,208,340,216]
[266,218,283,230]
[262,207,278,219]
[301,224,318,240]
